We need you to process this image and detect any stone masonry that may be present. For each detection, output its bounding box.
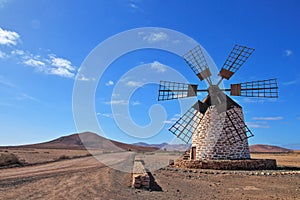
[191,105,250,160]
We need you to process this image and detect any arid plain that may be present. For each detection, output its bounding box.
[0,145,300,200]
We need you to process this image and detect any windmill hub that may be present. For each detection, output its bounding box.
[208,85,221,96]
[158,44,278,161]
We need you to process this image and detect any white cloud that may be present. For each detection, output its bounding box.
[48,67,74,78]
[242,97,278,104]
[16,93,40,102]
[284,49,293,56]
[23,59,45,67]
[76,74,96,82]
[0,50,7,58]
[247,122,270,129]
[150,61,167,73]
[0,27,20,46]
[282,80,297,86]
[112,93,120,97]
[163,120,174,124]
[252,116,283,121]
[49,54,75,71]
[126,80,143,87]
[105,80,114,86]
[0,28,75,79]
[129,3,138,9]
[0,76,14,87]
[0,0,8,8]
[102,99,140,106]
[11,49,25,56]
[103,100,128,105]
[143,32,168,43]
[23,55,75,78]
[132,101,141,106]
[163,114,180,124]
[97,112,121,118]
[48,54,75,78]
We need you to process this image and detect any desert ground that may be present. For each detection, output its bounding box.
[0,148,300,199]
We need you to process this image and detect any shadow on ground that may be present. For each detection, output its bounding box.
[147,171,162,191]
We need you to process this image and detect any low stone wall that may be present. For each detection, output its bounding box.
[132,159,150,189]
[174,159,277,170]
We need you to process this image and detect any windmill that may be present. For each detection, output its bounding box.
[158,44,278,160]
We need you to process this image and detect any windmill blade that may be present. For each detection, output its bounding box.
[223,107,254,144]
[218,44,255,80]
[230,78,278,98]
[169,101,208,143]
[183,45,213,85]
[158,81,203,101]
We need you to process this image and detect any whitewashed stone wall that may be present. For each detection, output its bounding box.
[192,106,250,160]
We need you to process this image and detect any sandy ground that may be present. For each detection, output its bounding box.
[251,152,300,168]
[0,148,92,164]
[0,152,300,199]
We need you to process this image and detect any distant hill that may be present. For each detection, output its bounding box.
[2,133,294,153]
[132,142,293,153]
[249,144,292,153]
[3,132,158,152]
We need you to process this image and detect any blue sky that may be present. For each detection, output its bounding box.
[0,0,299,148]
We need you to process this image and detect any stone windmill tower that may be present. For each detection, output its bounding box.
[158,45,278,160]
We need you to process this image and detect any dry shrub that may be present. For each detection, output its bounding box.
[0,153,21,166]
[58,155,70,160]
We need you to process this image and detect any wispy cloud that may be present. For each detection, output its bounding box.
[247,122,270,129]
[16,93,40,102]
[0,50,7,58]
[0,26,76,79]
[23,58,45,68]
[0,27,20,46]
[142,32,168,43]
[163,114,180,124]
[112,93,120,97]
[102,99,141,106]
[128,1,144,13]
[0,75,15,87]
[76,74,96,82]
[48,54,75,78]
[132,101,141,106]
[150,61,167,73]
[252,116,283,121]
[0,0,9,8]
[126,80,143,87]
[242,97,277,104]
[49,54,75,71]
[11,49,25,55]
[22,54,75,78]
[282,80,297,86]
[284,49,293,56]
[97,112,121,118]
[103,100,128,105]
[129,3,138,9]
[105,80,114,86]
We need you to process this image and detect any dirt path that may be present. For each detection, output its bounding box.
[0,155,300,199]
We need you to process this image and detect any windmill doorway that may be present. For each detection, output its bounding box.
[191,147,196,160]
